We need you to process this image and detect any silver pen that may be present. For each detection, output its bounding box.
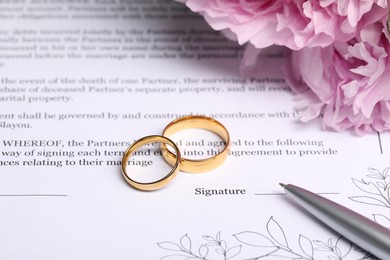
[280,183,390,259]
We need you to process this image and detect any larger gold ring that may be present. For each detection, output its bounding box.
[121,135,181,191]
[162,115,230,173]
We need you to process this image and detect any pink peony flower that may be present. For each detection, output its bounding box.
[284,20,390,134]
[180,0,388,50]
[178,0,390,133]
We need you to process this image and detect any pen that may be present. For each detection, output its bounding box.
[280,183,390,259]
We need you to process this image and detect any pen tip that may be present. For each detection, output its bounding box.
[279,183,286,188]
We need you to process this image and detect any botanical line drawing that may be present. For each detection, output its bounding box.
[233,217,354,260]
[158,217,360,259]
[349,167,390,208]
[349,167,390,230]
[158,231,241,260]
[159,168,390,259]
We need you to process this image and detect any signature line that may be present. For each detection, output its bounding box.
[254,192,339,196]
[0,194,68,197]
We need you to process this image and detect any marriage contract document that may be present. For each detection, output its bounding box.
[1,1,390,259]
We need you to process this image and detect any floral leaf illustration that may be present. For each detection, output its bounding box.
[202,235,214,242]
[348,196,388,207]
[373,214,390,228]
[215,248,225,255]
[334,237,352,258]
[222,240,228,250]
[351,178,381,195]
[367,174,385,180]
[313,240,331,251]
[354,247,376,259]
[367,168,381,176]
[180,234,192,252]
[233,231,275,247]
[267,216,289,248]
[216,231,221,242]
[327,256,339,260]
[198,245,209,258]
[298,234,314,258]
[382,167,390,176]
[226,245,242,259]
[160,254,195,260]
[376,182,386,190]
[327,238,333,248]
[158,241,183,251]
[334,244,342,257]
[313,240,327,247]
[314,247,332,252]
[268,248,305,259]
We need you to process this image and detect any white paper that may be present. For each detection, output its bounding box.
[1,1,389,259]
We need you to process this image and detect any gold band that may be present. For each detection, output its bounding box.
[161,115,230,173]
[121,135,181,191]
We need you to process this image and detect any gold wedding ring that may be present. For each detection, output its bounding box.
[121,135,181,191]
[162,115,230,173]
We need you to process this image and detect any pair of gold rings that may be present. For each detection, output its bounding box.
[121,115,230,191]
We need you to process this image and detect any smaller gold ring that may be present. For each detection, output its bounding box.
[162,115,230,173]
[121,135,181,191]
